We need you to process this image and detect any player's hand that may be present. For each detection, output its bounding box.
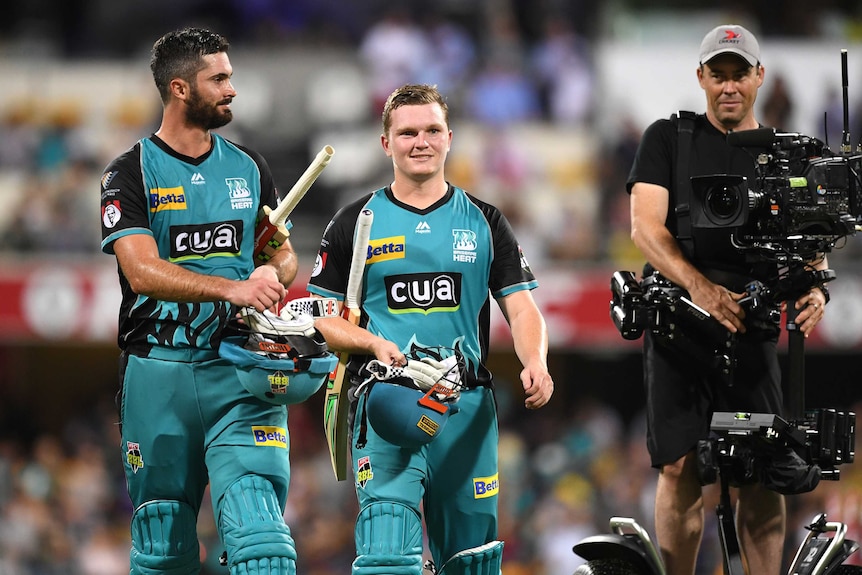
[688,279,746,334]
[521,361,553,410]
[227,266,286,312]
[370,338,407,367]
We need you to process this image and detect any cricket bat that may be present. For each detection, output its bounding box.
[324,208,373,481]
[254,145,334,262]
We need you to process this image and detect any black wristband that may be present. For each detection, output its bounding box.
[817,284,830,304]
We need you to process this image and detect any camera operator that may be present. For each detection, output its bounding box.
[627,24,830,575]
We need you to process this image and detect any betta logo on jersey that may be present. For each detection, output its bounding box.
[473,473,499,499]
[150,187,187,212]
[169,220,242,261]
[367,236,405,264]
[384,272,461,314]
[252,425,288,448]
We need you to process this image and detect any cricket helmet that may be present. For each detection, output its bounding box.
[219,307,337,405]
[360,346,465,448]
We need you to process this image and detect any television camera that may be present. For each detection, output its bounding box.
[689,129,862,261]
[689,50,862,262]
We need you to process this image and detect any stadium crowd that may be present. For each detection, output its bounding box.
[1,1,862,573]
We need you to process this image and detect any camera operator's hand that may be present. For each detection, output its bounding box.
[688,277,747,334]
[787,288,827,336]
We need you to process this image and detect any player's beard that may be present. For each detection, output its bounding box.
[185,87,233,131]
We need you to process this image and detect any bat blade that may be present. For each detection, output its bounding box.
[254,145,334,261]
[324,209,373,481]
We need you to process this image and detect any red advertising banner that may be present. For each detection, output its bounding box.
[1,259,861,351]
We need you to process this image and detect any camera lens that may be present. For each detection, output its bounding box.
[707,186,741,219]
[689,174,748,228]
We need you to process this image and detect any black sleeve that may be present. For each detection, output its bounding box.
[467,193,537,295]
[626,117,676,195]
[100,142,148,254]
[307,196,372,298]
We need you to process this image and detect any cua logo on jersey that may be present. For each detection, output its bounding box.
[150,187,187,212]
[473,473,499,499]
[226,178,254,209]
[126,441,144,473]
[384,272,461,314]
[367,236,405,264]
[252,426,288,448]
[356,456,374,487]
[169,220,242,261]
[452,229,477,263]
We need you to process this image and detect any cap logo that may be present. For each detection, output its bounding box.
[723,30,742,41]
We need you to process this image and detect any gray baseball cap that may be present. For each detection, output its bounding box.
[699,24,760,67]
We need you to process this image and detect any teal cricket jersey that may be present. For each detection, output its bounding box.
[100,134,278,352]
[307,184,537,386]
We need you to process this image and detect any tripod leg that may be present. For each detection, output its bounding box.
[716,472,746,575]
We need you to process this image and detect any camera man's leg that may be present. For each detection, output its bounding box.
[645,332,712,575]
[121,354,208,574]
[425,388,503,575]
[352,393,425,575]
[201,359,296,575]
[737,483,785,575]
[655,453,705,575]
[723,337,785,575]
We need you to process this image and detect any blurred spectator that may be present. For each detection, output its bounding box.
[530,18,595,125]
[761,72,794,130]
[466,58,541,125]
[359,7,430,114]
[0,100,40,170]
[466,12,540,126]
[817,87,852,147]
[529,472,597,575]
[417,13,477,108]
[597,115,643,267]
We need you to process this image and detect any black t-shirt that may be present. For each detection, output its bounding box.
[626,113,771,285]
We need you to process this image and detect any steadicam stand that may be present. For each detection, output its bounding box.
[707,277,858,575]
[573,282,859,575]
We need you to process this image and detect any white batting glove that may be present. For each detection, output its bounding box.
[240,307,316,337]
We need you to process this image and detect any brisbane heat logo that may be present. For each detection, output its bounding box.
[384,272,461,314]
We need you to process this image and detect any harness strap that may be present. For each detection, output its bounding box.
[674,110,697,258]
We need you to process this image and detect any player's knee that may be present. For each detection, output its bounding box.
[437,540,504,575]
[130,500,200,575]
[352,501,423,575]
[220,475,297,575]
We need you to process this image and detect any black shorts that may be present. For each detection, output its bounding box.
[643,330,782,468]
